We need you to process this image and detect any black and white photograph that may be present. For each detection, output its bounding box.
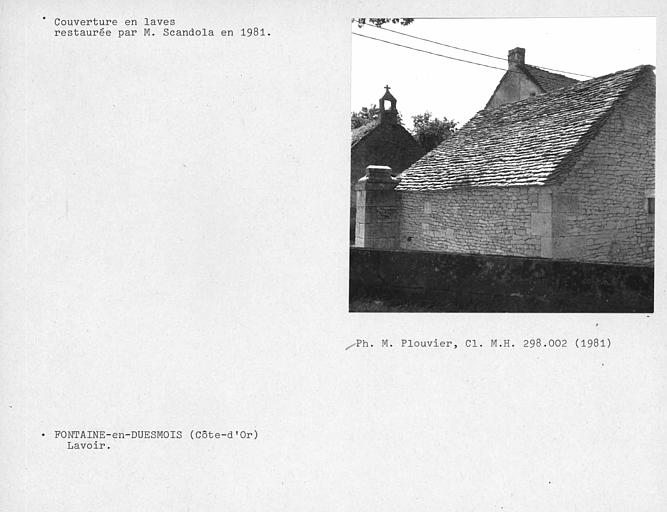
[2,3,666,511]
[349,18,655,312]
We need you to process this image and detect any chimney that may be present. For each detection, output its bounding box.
[508,47,525,70]
[379,85,398,125]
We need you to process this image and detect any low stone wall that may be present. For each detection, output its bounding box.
[349,248,653,312]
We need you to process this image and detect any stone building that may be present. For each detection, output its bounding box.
[355,65,655,265]
[485,47,580,109]
[350,86,424,241]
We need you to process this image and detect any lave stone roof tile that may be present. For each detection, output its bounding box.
[351,120,380,148]
[397,65,654,191]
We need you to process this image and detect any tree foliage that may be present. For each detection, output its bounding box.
[354,18,414,28]
[351,104,379,129]
[411,112,458,151]
[351,106,456,152]
[351,104,402,129]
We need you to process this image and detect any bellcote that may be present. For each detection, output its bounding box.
[379,85,398,124]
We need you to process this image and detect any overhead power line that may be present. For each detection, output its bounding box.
[352,32,514,73]
[359,21,506,62]
[352,20,594,79]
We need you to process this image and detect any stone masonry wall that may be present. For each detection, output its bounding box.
[551,73,655,265]
[486,71,543,109]
[399,187,551,257]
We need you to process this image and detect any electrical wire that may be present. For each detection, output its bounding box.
[352,20,595,79]
[352,32,513,73]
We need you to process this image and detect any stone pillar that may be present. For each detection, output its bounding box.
[529,189,553,258]
[355,166,400,249]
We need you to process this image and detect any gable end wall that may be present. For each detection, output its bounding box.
[550,73,655,265]
[485,70,543,109]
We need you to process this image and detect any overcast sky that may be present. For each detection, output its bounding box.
[351,17,656,130]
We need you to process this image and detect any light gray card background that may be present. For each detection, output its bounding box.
[1,1,665,510]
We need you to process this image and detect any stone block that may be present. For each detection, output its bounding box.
[365,165,393,182]
[553,193,580,213]
[530,212,552,236]
[355,205,366,225]
[538,190,552,213]
[554,235,585,259]
[552,214,568,237]
[366,190,398,207]
[371,206,399,223]
[355,222,367,239]
[372,238,396,250]
[371,222,399,239]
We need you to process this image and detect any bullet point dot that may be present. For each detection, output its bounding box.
[41,433,45,436]
[42,17,46,20]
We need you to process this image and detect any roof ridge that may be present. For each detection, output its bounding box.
[477,64,653,118]
[579,63,654,83]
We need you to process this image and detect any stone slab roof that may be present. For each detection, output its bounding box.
[522,64,580,92]
[397,65,654,191]
[351,120,380,148]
